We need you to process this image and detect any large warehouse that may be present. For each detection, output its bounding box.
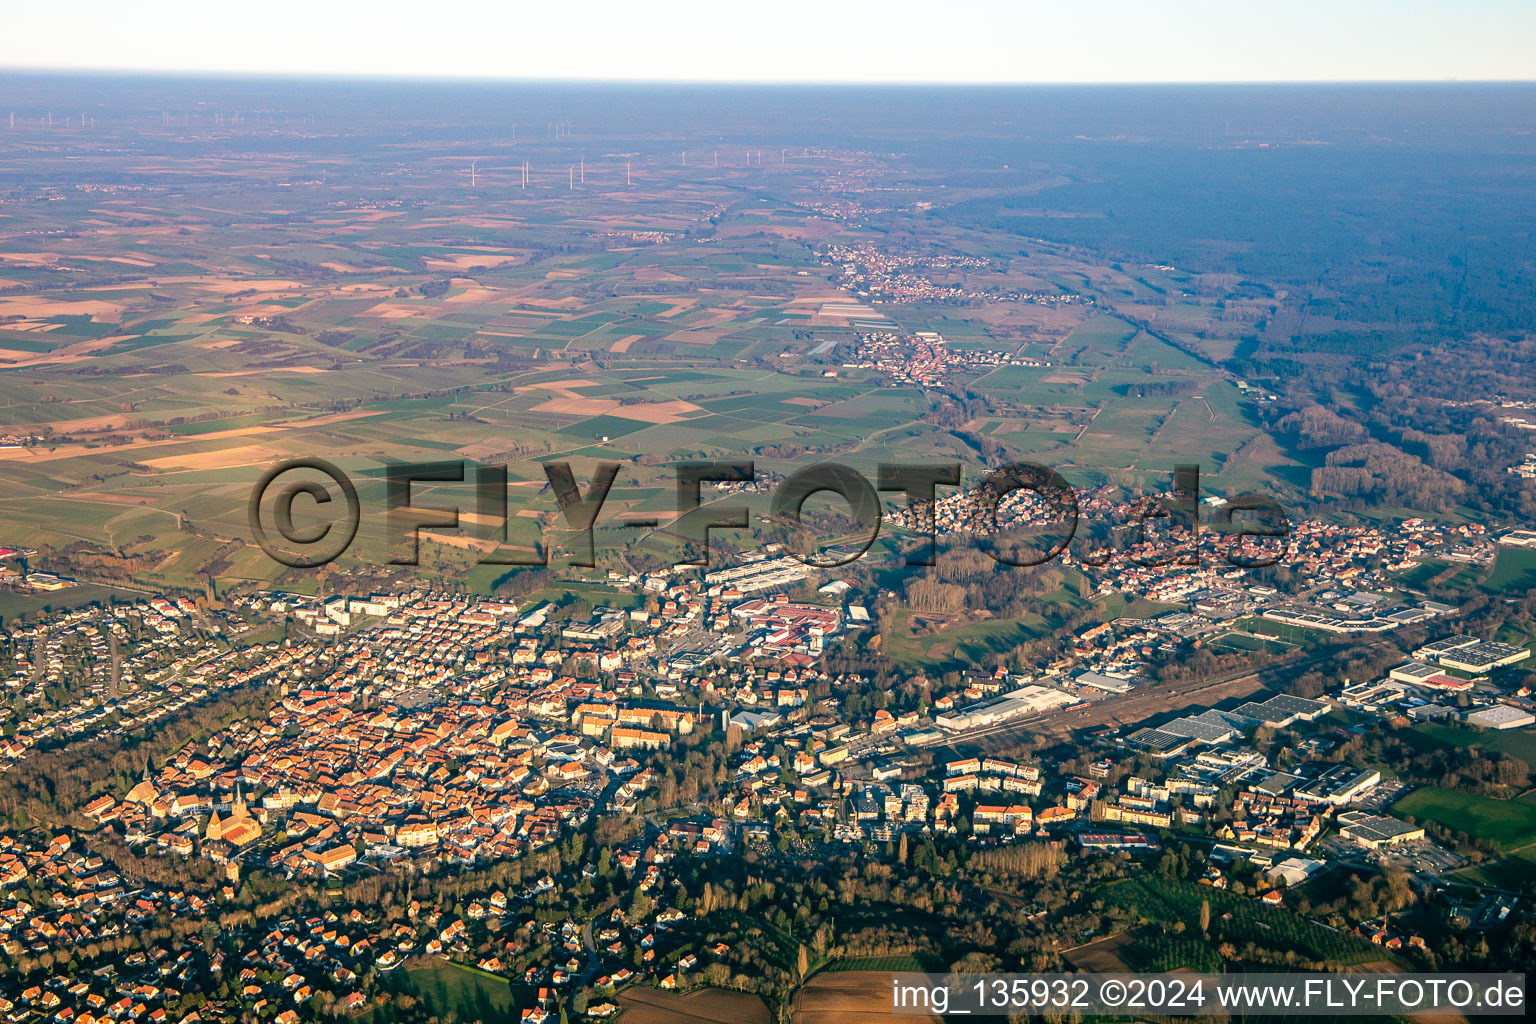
[1337,811,1425,848]
[1465,704,1536,730]
[935,684,1077,732]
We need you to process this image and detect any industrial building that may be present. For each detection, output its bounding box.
[1465,704,1536,730]
[1292,765,1380,805]
[1231,693,1330,727]
[1436,641,1530,674]
[934,684,1077,732]
[1073,671,1135,694]
[1337,811,1425,848]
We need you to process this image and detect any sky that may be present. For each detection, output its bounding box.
[4,0,1533,84]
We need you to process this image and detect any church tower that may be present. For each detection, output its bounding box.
[230,783,249,820]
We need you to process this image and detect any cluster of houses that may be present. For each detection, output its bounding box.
[1,599,263,770]
[819,241,1090,308]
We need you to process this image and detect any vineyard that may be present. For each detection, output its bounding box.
[1121,935,1224,974]
[1097,877,1387,968]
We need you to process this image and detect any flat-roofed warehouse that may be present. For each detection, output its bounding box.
[1337,811,1425,848]
[1436,641,1531,674]
[934,684,1076,732]
[1389,661,1443,685]
[1251,770,1305,797]
[1125,727,1193,757]
[1159,709,1253,745]
[1073,671,1134,694]
[1293,765,1380,805]
[1415,635,1481,659]
[1232,693,1331,727]
[1465,703,1536,730]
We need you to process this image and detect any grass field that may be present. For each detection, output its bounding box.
[0,583,143,625]
[1410,722,1536,765]
[382,961,526,1023]
[820,954,931,973]
[879,606,1059,669]
[1393,787,1536,851]
[1482,547,1536,594]
[1208,630,1300,656]
[1451,844,1536,892]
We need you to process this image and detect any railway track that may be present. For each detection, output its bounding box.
[949,619,1439,748]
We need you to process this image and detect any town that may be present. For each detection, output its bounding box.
[1,488,1533,1020]
[2,60,1536,1024]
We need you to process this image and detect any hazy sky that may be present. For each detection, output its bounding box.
[5,0,1533,83]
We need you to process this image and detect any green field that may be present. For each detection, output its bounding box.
[822,954,934,973]
[1410,722,1536,765]
[1452,844,1536,892]
[1393,787,1536,850]
[1209,630,1300,656]
[881,606,1054,669]
[0,583,142,626]
[1483,547,1536,594]
[380,962,526,1024]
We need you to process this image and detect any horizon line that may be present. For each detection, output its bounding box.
[3,66,1536,88]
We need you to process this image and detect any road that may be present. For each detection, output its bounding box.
[567,915,599,1015]
[109,629,121,699]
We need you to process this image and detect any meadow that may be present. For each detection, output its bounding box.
[377,961,527,1024]
[1393,787,1536,852]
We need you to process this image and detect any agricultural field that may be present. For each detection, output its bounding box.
[793,971,939,1024]
[0,106,1313,611]
[616,985,771,1024]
